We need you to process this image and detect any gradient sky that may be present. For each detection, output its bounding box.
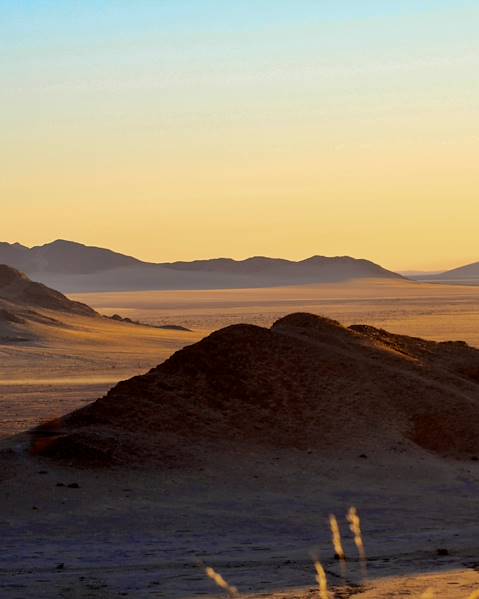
[1,1,478,271]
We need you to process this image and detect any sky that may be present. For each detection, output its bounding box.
[1,1,478,271]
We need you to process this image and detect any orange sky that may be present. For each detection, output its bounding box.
[2,2,478,271]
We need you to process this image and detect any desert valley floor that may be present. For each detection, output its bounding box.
[2,279,479,597]
[3,279,479,439]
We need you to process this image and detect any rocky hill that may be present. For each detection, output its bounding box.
[0,265,96,317]
[33,312,479,466]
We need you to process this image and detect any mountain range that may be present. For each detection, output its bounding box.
[0,240,405,292]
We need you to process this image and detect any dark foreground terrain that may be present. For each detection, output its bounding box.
[1,444,479,597]
[1,313,479,597]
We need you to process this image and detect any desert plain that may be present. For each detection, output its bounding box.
[4,278,479,438]
[2,279,479,597]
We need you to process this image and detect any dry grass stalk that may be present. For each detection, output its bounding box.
[329,514,346,560]
[466,592,479,599]
[205,565,239,597]
[329,514,347,577]
[314,560,331,599]
[346,506,366,561]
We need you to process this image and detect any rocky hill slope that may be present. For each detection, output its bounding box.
[33,313,479,465]
[0,265,95,317]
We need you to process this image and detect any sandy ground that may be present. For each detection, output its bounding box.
[0,313,201,439]
[73,279,479,346]
[249,569,479,598]
[3,279,479,440]
[1,444,479,598]
[2,280,479,597]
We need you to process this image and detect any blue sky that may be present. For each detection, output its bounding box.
[2,1,477,43]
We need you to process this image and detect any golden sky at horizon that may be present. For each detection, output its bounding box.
[1,2,478,271]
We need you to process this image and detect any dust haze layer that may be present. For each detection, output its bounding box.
[33,312,479,466]
[0,240,405,292]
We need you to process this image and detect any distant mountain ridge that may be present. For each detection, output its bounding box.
[418,261,479,282]
[0,240,405,292]
[0,240,141,274]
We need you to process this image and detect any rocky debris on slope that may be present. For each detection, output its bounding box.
[348,324,479,383]
[106,314,191,331]
[32,313,479,466]
[0,264,96,316]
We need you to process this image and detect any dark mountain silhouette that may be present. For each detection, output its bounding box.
[0,240,405,292]
[163,255,399,279]
[0,240,141,275]
[33,313,479,466]
[419,261,479,283]
[0,242,30,267]
[0,264,96,317]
